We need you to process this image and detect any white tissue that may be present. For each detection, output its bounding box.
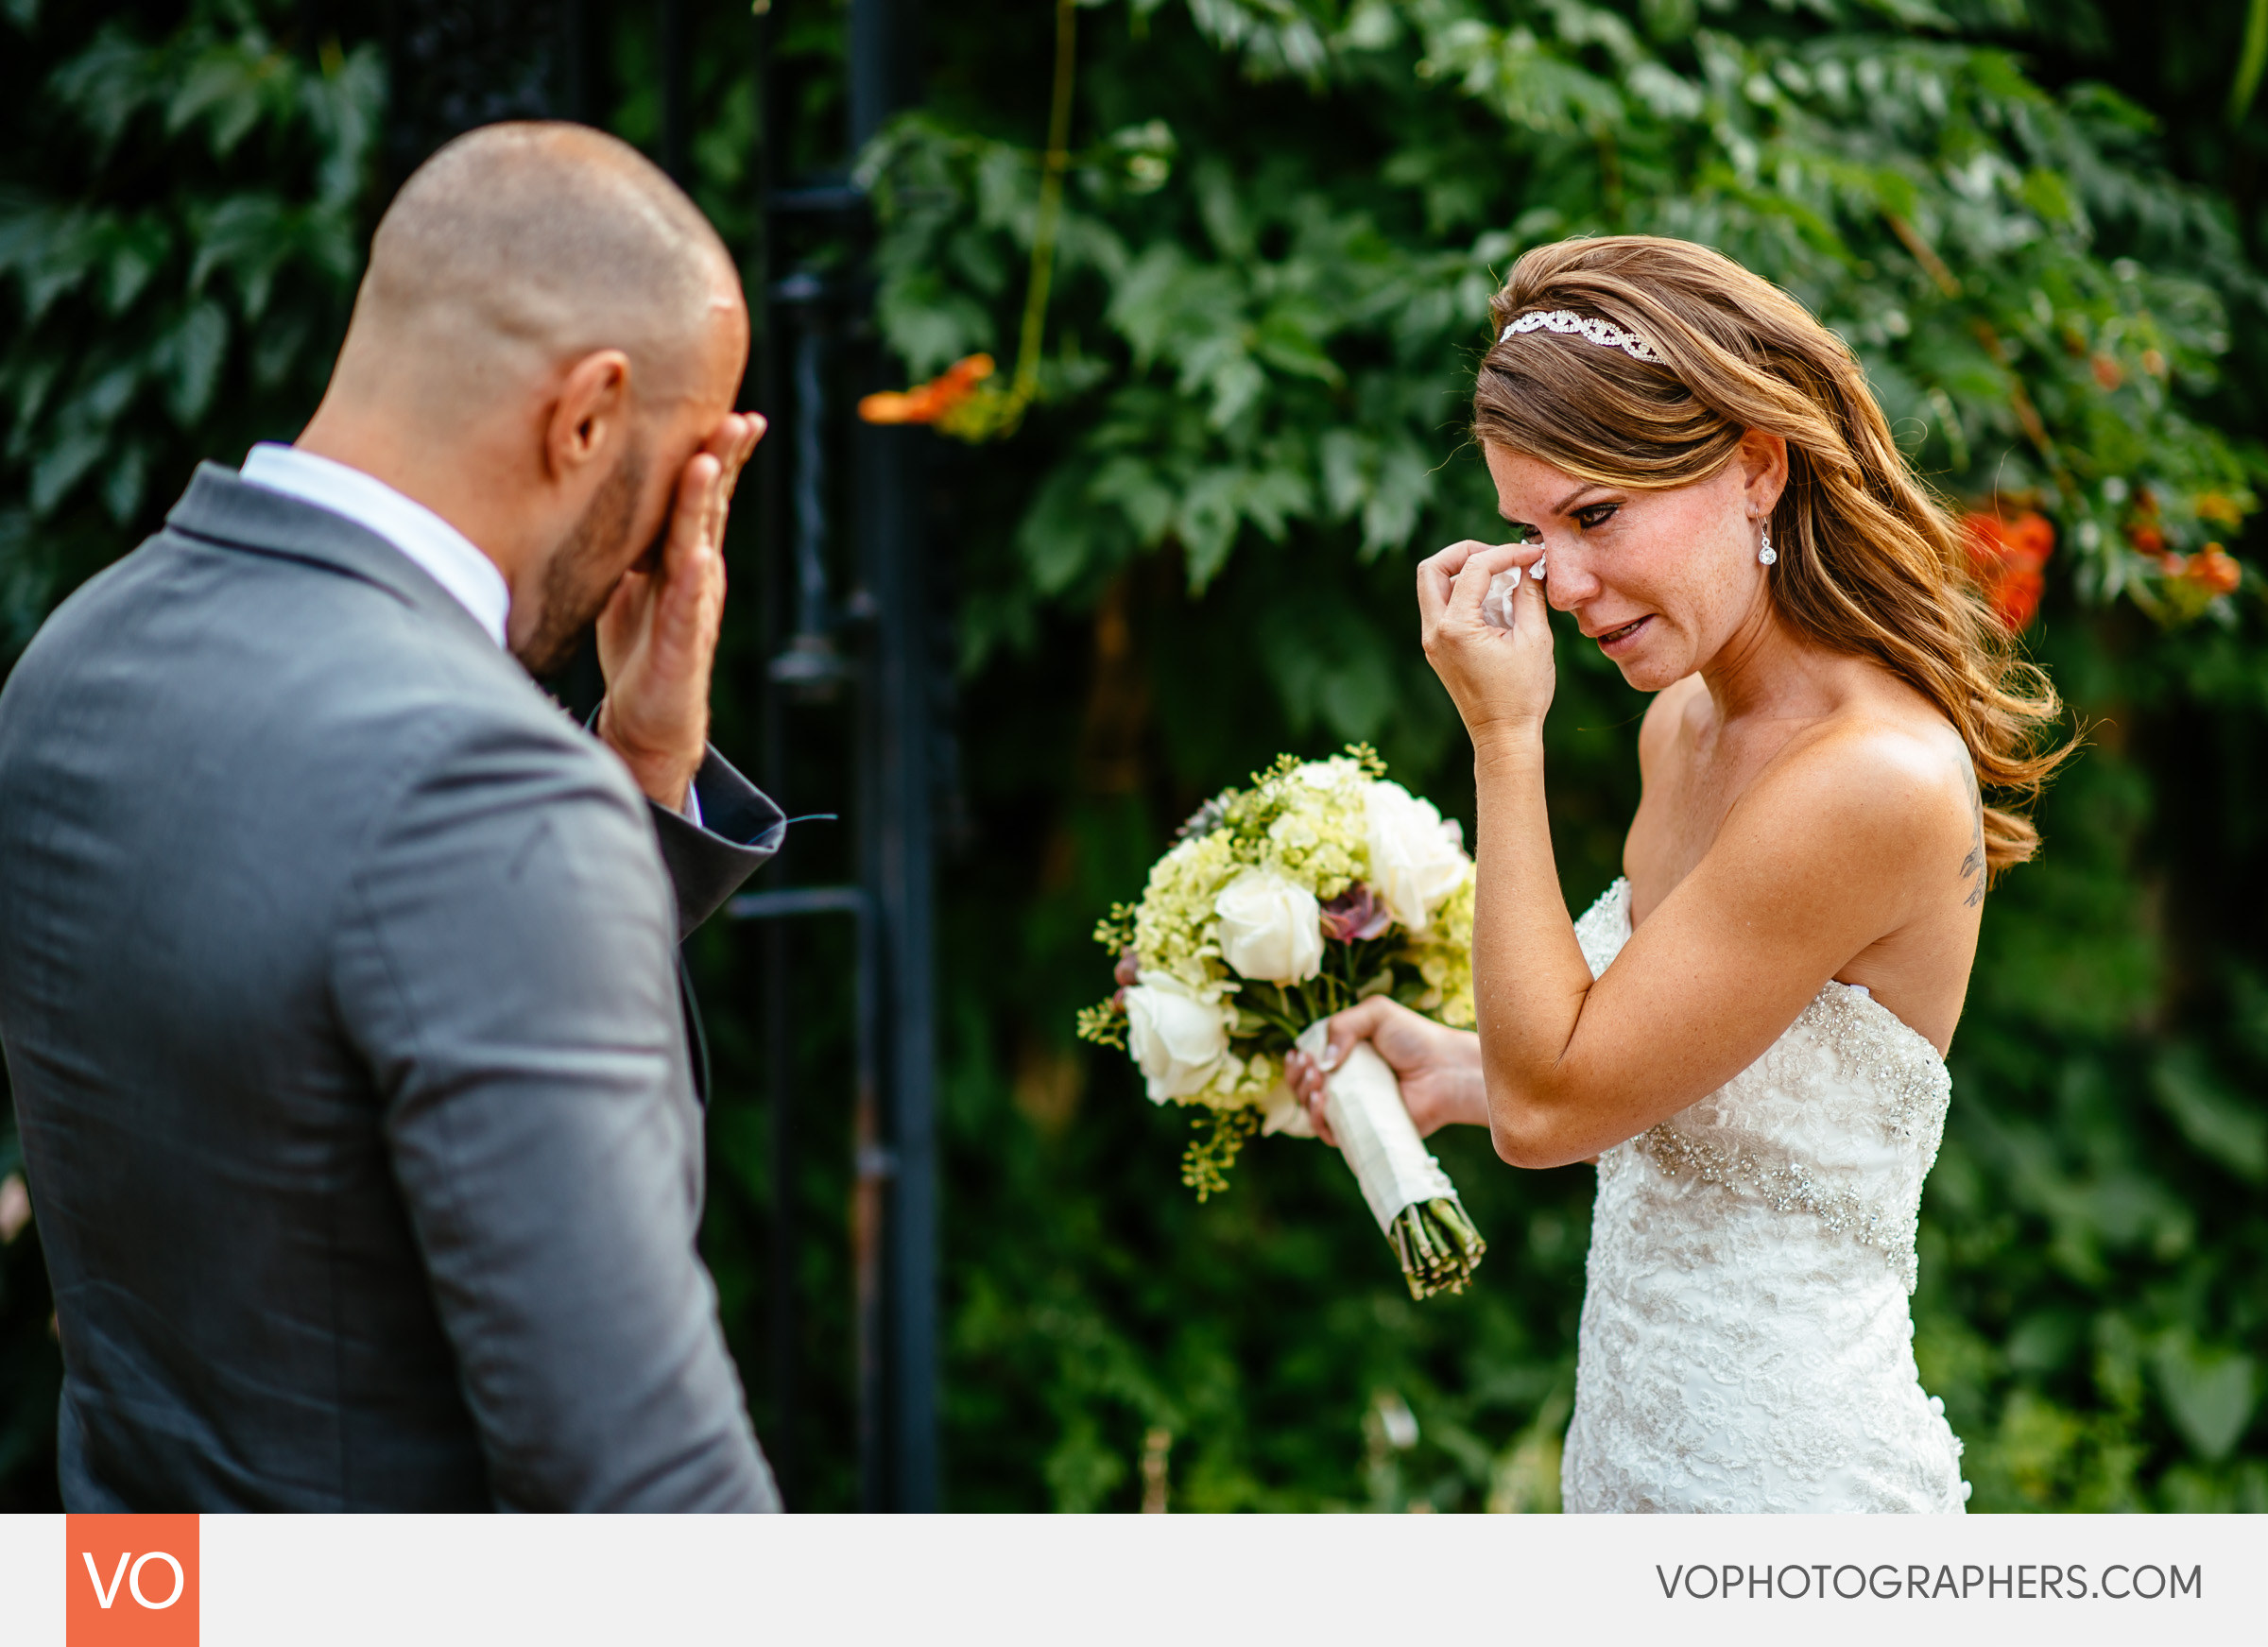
[1482,556,1542,630]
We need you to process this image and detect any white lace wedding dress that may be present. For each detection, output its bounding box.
[1559,879,1971,1513]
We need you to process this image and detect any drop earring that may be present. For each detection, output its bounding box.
[1758,523,1777,566]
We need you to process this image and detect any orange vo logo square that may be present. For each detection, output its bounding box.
[66,1515,198,1646]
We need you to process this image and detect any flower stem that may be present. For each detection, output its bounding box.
[1387,1197,1487,1300]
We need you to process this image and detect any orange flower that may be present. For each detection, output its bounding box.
[857,353,997,425]
[2185,544,2242,596]
[2125,523,2165,558]
[2195,492,2245,527]
[2090,354,2122,390]
[1961,508,2054,632]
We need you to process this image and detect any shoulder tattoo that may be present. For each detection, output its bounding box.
[1958,760,1986,907]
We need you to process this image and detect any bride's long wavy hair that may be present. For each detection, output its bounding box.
[1472,234,2071,874]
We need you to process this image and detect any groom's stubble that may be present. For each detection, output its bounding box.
[513,436,651,679]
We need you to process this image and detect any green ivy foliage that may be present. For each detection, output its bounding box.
[865,0,2260,635]
[0,0,380,660]
[860,0,2267,1511]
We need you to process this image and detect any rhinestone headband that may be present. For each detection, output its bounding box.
[1498,310,1663,364]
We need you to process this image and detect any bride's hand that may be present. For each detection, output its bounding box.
[1282,997,1487,1144]
[1417,537,1554,746]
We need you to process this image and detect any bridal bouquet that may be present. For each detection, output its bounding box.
[1075,747,1487,1298]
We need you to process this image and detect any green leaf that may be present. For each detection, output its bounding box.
[29,427,104,517]
[101,440,146,525]
[2231,0,2268,126]
[11,209,101,324]
[1018,464,1129,596]
[167,46,280,161]
[102,218,172,316]
[50,26,159,155]
[2150,1053,2268,1182]
[159,300,231,425]
[187,194,290,300]
[2019,167,2076,227]
[2153,1336,2259,1462]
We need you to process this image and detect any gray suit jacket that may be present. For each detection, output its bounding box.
[0,464,782,1511]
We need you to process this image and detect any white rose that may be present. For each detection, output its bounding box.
[1365,780,1469,933]
[1124,973,1232,1102]
[1213,867,1324,984]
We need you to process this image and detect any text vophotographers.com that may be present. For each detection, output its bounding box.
[1656,1561,2203,1602]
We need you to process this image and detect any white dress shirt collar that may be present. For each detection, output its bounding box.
[238,443,511,649]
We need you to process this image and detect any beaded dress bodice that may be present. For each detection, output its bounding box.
[1559,879,1969,1514]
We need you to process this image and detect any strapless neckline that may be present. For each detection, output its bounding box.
[1572,875,1954,1293]
[1602,877,1949,1070]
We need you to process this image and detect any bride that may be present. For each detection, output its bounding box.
[1286,235,2068,1513]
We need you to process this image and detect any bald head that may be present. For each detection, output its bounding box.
[348,121,741,411]
[294,121,757,666]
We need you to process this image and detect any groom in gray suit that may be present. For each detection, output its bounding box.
[0,124,783,1510]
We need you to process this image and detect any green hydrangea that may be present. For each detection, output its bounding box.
[1129,830,1239,987]
[1405,866,1477,1030]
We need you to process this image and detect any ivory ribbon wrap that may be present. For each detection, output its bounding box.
[1295,1021,1455,1234]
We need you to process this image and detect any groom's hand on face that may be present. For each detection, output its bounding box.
[596,412,766,812]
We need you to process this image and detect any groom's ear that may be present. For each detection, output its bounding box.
[546,349,635,481]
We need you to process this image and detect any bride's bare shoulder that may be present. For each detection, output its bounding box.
[1741,697,1976,889]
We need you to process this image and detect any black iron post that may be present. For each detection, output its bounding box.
[727,884,883,1509]
[854,420,936,1513]
[847,0,937,1515]
[743,0,935,1513]
[748,0,796,1510]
